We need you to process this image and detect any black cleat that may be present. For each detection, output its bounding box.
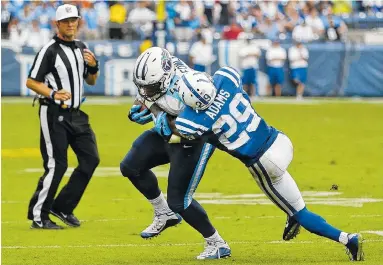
[283,215,301,241]
[30,219,63,229]
[50,210,81,227]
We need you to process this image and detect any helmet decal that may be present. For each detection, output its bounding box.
[161,50,172,72]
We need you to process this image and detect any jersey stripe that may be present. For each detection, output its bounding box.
[176,125,203,136]
[215,70,239,87]
[176,118,208,131]
[222,66,241,81]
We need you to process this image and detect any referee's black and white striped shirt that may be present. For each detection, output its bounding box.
[28,35,89,109]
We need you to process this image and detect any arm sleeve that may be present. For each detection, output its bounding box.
[28,47,52,82]
[175,109,209,140]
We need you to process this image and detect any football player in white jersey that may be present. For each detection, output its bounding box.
[120,47,231,259]
[148,68,364,262]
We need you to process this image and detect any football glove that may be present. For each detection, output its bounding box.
[128,105,152,125]
[154,111,172,138]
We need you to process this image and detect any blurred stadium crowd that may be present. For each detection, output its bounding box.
[2,0,383,48]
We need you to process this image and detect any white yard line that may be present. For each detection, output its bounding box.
[3,239,382,250]
[361,231,383,237]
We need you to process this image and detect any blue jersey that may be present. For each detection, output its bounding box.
[175,67,278,166]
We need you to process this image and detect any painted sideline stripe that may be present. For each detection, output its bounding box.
[3,239,382,249]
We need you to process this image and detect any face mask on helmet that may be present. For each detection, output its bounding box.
[134,75,167,102]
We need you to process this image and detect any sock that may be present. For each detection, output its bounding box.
[295,207,343,243]
[149,192,171,214]
[339,232,349,245]
[205,230,224,242]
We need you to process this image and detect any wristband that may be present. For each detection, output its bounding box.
[87,60,99,74]
[50,90,56,100]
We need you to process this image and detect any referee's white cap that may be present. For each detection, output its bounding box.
[56,4,81,21]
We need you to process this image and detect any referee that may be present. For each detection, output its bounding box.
[26,4,100,229]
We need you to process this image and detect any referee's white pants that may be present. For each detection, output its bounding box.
[248,133,305,216]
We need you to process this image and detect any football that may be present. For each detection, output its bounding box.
[133,98,148,112]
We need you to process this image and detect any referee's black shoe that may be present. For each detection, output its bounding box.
[50,210,81,227]
[30,219,63,229]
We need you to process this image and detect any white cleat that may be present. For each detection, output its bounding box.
[196,240,231,260]
[140,211,182,239]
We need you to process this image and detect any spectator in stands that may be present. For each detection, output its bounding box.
[332,0,352,15]
[109,1,127,39]
[203,0,214,25]
[238,35,261,97]
[173,0,194,41]
[324,14,348,41]
[16,3,35,29]
[189,33,213,72]
[218,0,230,25]
[1,0,14,39]
[266,39,286,97]
[288,40,309,100]
[222,19,243,40]
[258,15,281,40]
[317,1,333,15]
[305,7,325,39]
[237,7,256,33]
[8,17,20,44]
[250,5,265,35]
[284,4,303,34]
[292,19,315,42]
[128,1,156,40]
[34,1,55,44]
[94,0,109,39]
[24,19,44,49]
[362,0,383,14]
[139,36,153,54]
[259,0,279,19]
[83,2,99,40]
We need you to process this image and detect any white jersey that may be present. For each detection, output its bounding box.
[149,56,192,116]
[238,44,261,70]
[190,41,213,66]
[288,45,309,69]
[266,46,286,68]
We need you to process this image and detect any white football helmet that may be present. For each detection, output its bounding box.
[133,47,175,102]
[178,71,217,110]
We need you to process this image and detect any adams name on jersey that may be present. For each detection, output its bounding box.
[175,67,279,166]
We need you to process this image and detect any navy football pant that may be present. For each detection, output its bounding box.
[120,129,216,237]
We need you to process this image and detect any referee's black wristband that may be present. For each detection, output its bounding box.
[50,90,56,100]
[87,60,99,74]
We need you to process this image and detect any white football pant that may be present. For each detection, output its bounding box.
[248,133,305,216]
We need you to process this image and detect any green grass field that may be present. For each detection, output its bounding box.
[2,98,383,265]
